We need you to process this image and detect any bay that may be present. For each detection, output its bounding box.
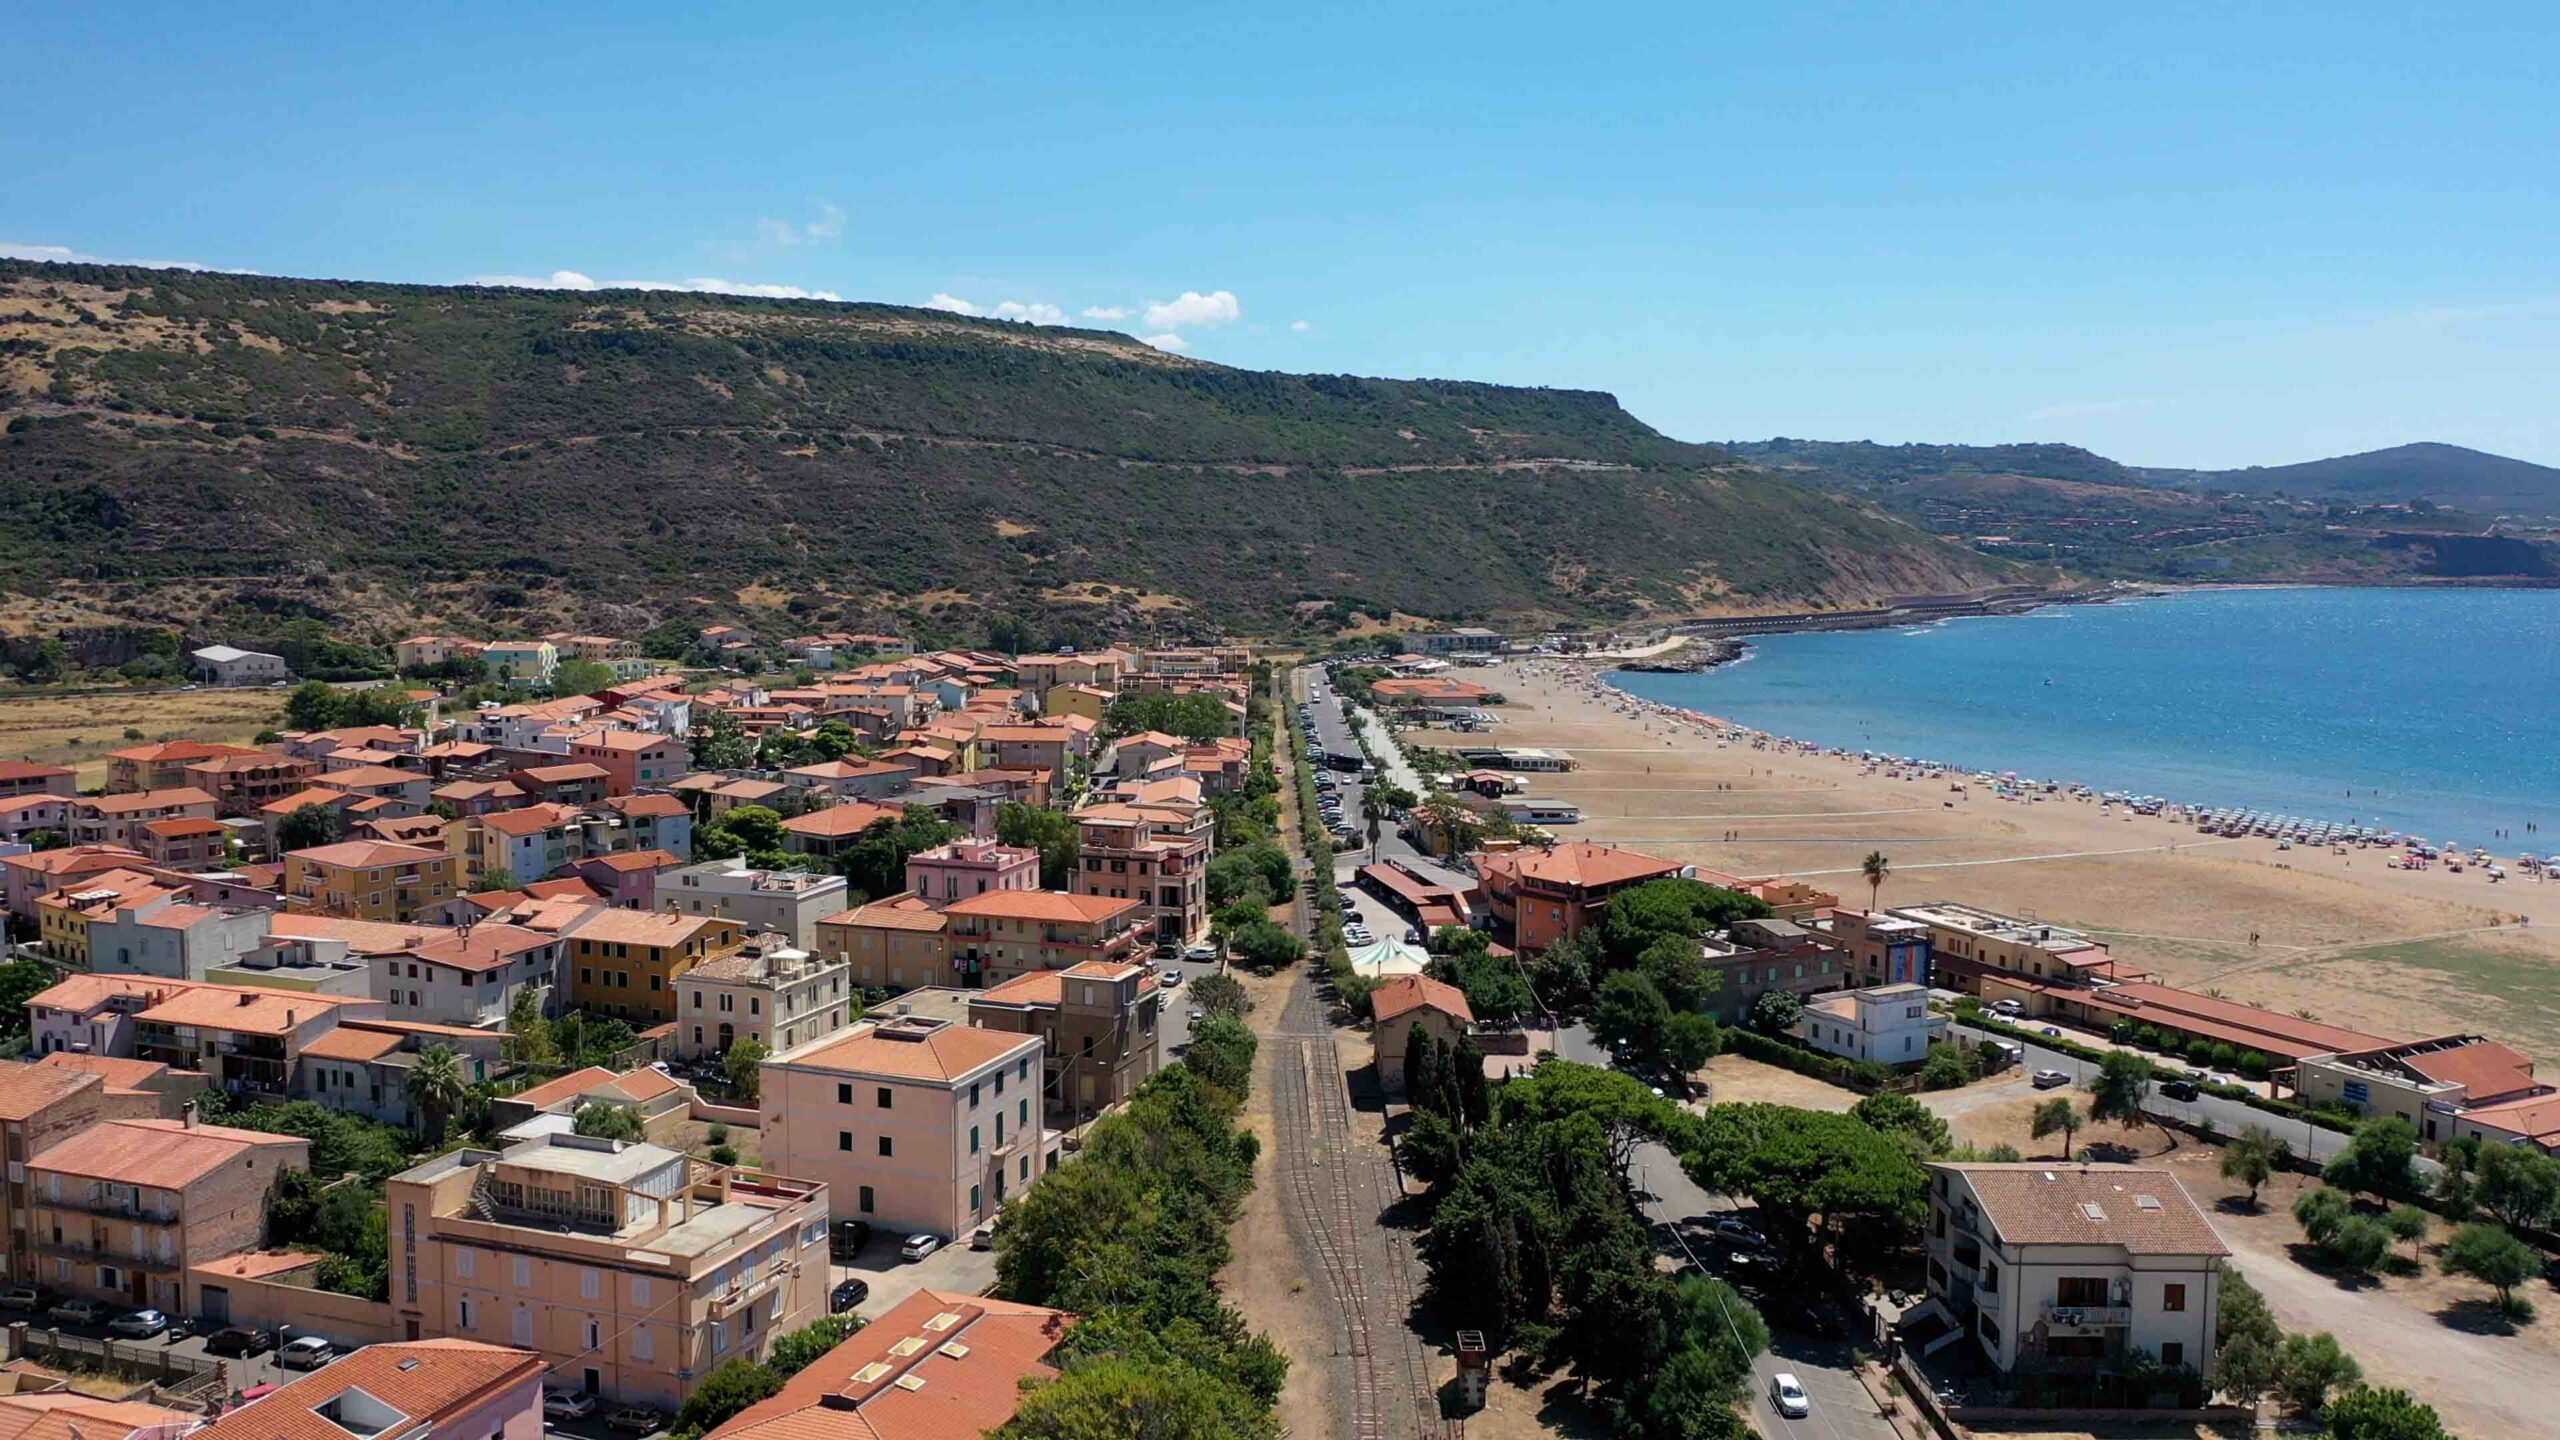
[1607,587,2560,846]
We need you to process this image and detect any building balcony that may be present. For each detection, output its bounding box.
[2045,1304,2132,1328]
[36,1238,178,1272]
[35,1192,177,1224]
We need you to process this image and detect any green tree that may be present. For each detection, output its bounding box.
[1395,1108,1465,1188]
[2471,1143,2560,1230]
[2211,1270,2284,1406]
[572,1102,643,1140]
[985,614,1040,657]
[1860,849,1891,911]
[996,801,1080,888]
[1917,1042,1971,1090]
[2222,1126,2292,1209]
[502,986,558,1068]
[2323,1386,2453,1440]
[767,1315,861,1378]
[836,806,959,901]
[551,657,614,696]
[724,1037,771,1103]
[2322,1215,2392,1274]
[2086,1049,2157,1140]
[0,960,57,1048]
[998,1354,1280,1440]
[2323,1116,2420,1200]
[2294,1185,2351,1244]
[690,707,758,770]
[1746,988,1802,1037]
[277,802,345,852]
[2438,1221,2540,1313]
[470,864,518,893]
[1684,1103,1928,1260]
[674,1360,782,1436]
[1229,919,1304,972]
[1182,1013,1256,1097]
[2031,1096,2081,1159]
[283,680,347,730]
[265,1167,323,1243]
[1189,972,1246,1018]
[1600,877,1771,968]
[2384,1203,2429,1260]
[1853,1092,1951,1156]
[1663,1011,1721,1073]
[2277,1332,2362,1416]
[409,1045,469,1144]
[1592,971,1672,1061]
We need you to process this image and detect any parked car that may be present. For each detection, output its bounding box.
[830,1219,873,1262]
[1712,1217,1768,1249]
[900,1233,942,1262]
[2159,1078,2201,1101]
[606,1406,663,1435]
[1159,967,1183,987]
[47,1298,105,1327]
[543,1392,600,1422]
[970,1219,999,1250]
[2041,1025,2063,1038]
[1769,1373,1811,1419]
[277,1335,335,1370]
[107,1309,169,1338]
[1182,943,1220,962]
[2031,1069,2071,1089]
[205,1325,276,1357]
[830,1278,870,1314]
[0,1287,48,1312]
[1991,999,2026,1016]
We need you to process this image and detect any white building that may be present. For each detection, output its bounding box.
[1798,982,1945,1067]
[661,858,851,949]
[190,645,291,686]
[1922,1163,2227,1377]
[672,936,855,1062]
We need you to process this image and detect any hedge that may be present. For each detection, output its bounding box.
[1955,1008,2352,1137]
[1721,1027,1892,1093]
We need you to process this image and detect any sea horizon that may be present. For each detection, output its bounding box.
[1606,585,2560,849]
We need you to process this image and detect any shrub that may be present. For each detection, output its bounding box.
[2210,1041,2239,1069]
[2238,1050,2271,1078]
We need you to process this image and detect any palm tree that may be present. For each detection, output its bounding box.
[1861,850,1892,912]
[1362,792,1385,862]
[410,1045,470,1145]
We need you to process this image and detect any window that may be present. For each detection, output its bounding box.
[1019,1098,1028,1127]
[458,1298,475,1328]
[633,1325,654,1362]
[580,967,592,985]
[858,1185,874,1214]
[876,1087,892,1109]
[580,1267,601,1300]
[455,1247,476,1279]
[838,1131,851,1151]
[633,1276,651,1306]
[838,1082,852,1104]
[970,1125,980,1154]
[995,1113,1005,1145]
[514,1255,531,1287]
[2162,1282,2187,1313]
[877,1136,893,1157]
[2160,1341,2184,1368]
[969,1081,981,1107]
[994,1069,1005,1096]
[585,1320,601,1349]
[512,1307,532,1344]
[2055,1277,2109,1307]
[1020,1155,1031,1181]
[1019,1057,1031,1082]
[970,1183,981,1215]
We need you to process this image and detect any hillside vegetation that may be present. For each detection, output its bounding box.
[0,261,2017,646]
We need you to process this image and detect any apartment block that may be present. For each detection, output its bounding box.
[565,910,744,1023]
[817,899,950,991]
[762,1016,1047,1240]
[675,938,855,1063]
[1477,842,1690,954]
[942,890,1144,987]
[0,760,76,801]
[106,742,263,795]
[1799,983,1946,1067]
[1071,802,1209,945]
[69,788,220,849]
[285,840,466,922]
[968,961,1159,1122]
[906,840,1040,907]
[1923,1162,2226,1376]
[385,1135,830,1407]
[662,859,850,949]
[0,1064,146,1286]
[27,1113,310,1314]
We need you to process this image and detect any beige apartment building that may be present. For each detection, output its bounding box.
[762,1015,1047,1241]
[817,899,950,991]
[27,1114,310,1314]
[385,1134,831,1407]
[674,938,856,1062]
[0,1065,160,1286]
[941,890,1145,987]
[968,961,1159,1123]
[1072,802,1210,945]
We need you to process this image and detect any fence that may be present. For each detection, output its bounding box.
[13,1326,228,1390]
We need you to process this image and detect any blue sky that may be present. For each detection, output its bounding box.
[7,3,2557,467]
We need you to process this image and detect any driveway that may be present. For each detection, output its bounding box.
[830,1229,998,1323]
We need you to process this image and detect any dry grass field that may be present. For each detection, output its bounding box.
[0,686,285,787]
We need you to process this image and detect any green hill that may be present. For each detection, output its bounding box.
[2164,442,2560,515]
[0,261,2020,647]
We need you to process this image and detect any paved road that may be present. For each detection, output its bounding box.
[1553,1025,1899,1440]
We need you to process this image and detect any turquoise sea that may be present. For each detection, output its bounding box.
[1607,587,2560,847]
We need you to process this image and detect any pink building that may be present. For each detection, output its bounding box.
[905,840,1040,908]
[0,761,76,801]
[566,730,687,796]
[762,1015,1049,1241]
[190,1339,545,1440]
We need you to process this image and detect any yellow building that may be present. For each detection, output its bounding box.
[36,869,180,970]
[1042,682,1113,724]
[281,839,464,922]
[565,909,744,1023]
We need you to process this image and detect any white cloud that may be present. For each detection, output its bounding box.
[1289,319,1310,332]
[756,203,846,248]
[1081,305,1130,322]
[469,270,842,301]
[991,300,1067,325]
[924,292,982,315]
[1142,290,1241,331]
[1140,332,1191,352]
[3,241,225,271]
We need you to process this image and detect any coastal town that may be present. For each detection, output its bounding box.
[0,618,2540,1440]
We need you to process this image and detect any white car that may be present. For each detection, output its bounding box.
[1159,967,1184,987]
[1343,926,1374,945]
[2031,1069,2071,1089]
[1182,943,1220,962]
[899,1233,942,1262]
[1769,1372,1810,1419]
[278,1334,336,1370]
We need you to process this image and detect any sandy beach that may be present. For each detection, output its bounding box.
[1426,661,2560,1059]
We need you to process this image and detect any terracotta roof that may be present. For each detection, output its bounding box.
[583,848,682,873]
[2456,1091,2560,1144]
[706,1289,1072,1440]
[108,741,260,765]
[1939,1163,2229,1256]
[316,764,426,789]
[574,730,677,754]
[825,897,949,933]
[194,1248,329,1280]
[477,803,581,837]
[605,792,690,818]
[976,962,1152,1009]
[266,911,442,954]
[567,907,736,949]
[1481,841,1685,892]
[944,890,1136,925]
[182,752,307,775]
[506,1066,618,1111]
[288,838,447,869]
[134,904,220,930]
[414,922,558,973]
[2404,1040,2540,1100]
[0,795,67,818]
[782,803,898,837]
[141,816,226,839]
[41,868,178,914]
[191,1339,544,1440]
[785,758,911,780]
[0,1062,101,1120]
[523,877,606,901]
[0,1391,201,1440]
[26,973,186,1016]
[2075,982,2397,1061]
[433,780,525,802]
[32,1116,305,1187]
[0,761,73,783]
[713,779,788,801]
[1,845,145,881]
[1371,974,1474,1027]
[81,786,217,815]
[514,762,611,783]
[34,1053,168,1092]
[134,980,371,1034]
[260,787,357,817]
[785,1019,1038,1082]
[302,1027,407,1062]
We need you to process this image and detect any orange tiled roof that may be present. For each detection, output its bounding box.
[1371,974,1474,1027]
[287,838,448,869]
[266,911,442,954]
[1941,1163,2228,1257]
[784,1020,1038,1082]
[302,1027,406,1062]
[32,1116,305,1187]
[108,741,260,765]
[1480,841,1685,893]
[566,908,735,949]
[781,803,898,837]
[507,1066,618,1111]
[2404,1040,2540,1101]
[190,1339,544,1440]
[0,1063,101,1121]
[133,979,371,1034]
[81,786,217,815]
[824,896,949,933]
[944,890,1136,924]
[605,792,690,819]
[476,803,581,837]
[193,1248,329,1280]
[706,1290,1072,1440]
[33,1053,167,1093]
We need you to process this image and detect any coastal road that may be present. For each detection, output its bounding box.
[1553,1024,1899,1440]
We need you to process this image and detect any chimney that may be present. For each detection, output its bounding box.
[237,992,254,1006]
[181,1100,197,1129]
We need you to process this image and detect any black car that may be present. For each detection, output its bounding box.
[2159,1078,2201,1101]
[830,1219,873,1262]
[206,1325,276,1357]
[830,1278,870,1314]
